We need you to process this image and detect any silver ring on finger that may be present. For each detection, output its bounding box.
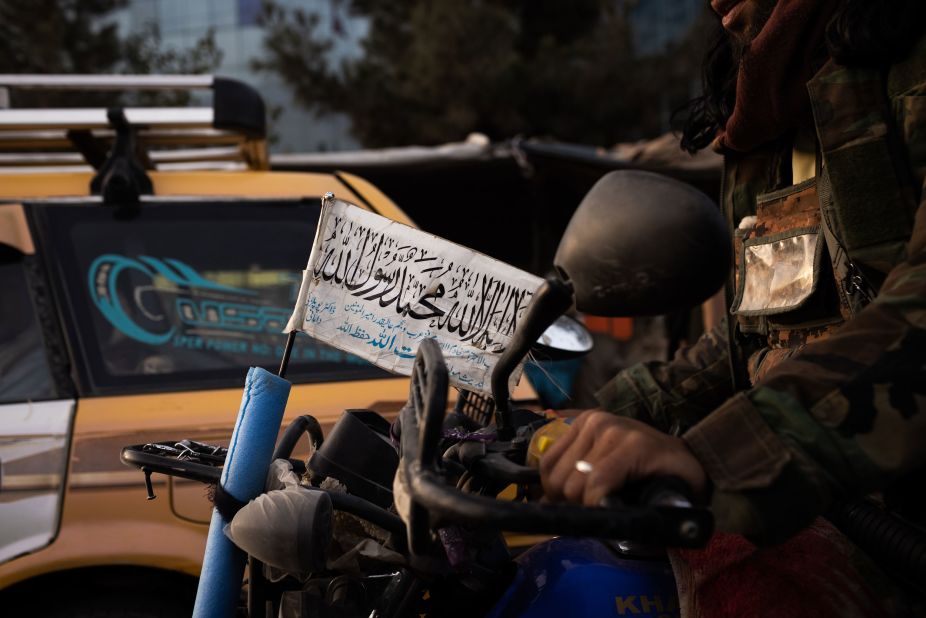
[575,459,593,474]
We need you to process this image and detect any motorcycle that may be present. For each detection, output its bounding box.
[122,170,733,617]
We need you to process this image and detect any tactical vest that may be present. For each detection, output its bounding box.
[724,56,923,385]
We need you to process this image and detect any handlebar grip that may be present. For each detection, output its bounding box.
[600,476,711,546]
[600,475,696,510]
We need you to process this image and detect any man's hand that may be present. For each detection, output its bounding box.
[539,410,708,506]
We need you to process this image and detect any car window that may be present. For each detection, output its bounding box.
[0,246,56,403]
[29,199,386,395]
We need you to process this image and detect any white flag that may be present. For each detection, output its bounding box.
[286,196,543,394]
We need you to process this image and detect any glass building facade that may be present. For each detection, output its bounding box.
[115,0,364,153]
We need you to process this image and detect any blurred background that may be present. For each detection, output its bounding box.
[1,0,715,153]
[0,0,724,400]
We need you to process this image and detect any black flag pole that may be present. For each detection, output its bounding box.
[278,192,335,380]
[277,330,297,379]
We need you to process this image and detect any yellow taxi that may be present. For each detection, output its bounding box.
[0,75,417,615]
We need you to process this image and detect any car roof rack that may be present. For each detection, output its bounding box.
[0,74,268,172]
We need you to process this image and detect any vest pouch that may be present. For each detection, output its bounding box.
[733,227,824,316]
[820,138,913,273]
[808,62,918,275]
[731,179,845,347]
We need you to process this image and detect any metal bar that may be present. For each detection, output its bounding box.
[155,161,246,172]
[0,107,214,130]
[0,152,85,165]
[151,147,243,162]
[0,130,74,148]
[0,147,244,167]
[138,130,243,146]
[277,331,297,379]
[0,130,245,151]
[0,162,246,174]
[0,165,96,174]
[0,74,214,90]
[247,555,267,618]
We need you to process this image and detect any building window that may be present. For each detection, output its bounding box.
[238,0,261,26]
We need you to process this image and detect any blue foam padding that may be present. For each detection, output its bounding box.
[193,366,291,618]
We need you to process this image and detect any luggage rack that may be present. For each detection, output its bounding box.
[0,74,268,172]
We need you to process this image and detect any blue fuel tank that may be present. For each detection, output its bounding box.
[486,538,679,618]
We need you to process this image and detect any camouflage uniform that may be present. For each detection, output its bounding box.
[596,36,926,544]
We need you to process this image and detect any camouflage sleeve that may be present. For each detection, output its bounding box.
[683,194,926,544]
[594,321,736,432]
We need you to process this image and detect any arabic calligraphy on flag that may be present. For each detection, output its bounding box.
[285,196,543,394]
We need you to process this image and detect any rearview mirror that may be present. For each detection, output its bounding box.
[554,170,730,316]
[492,170,731,432]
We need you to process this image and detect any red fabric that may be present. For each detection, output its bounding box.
[668,519,886,617]
[717,0,840,153]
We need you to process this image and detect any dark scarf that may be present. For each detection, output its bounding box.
[716,0,841,153]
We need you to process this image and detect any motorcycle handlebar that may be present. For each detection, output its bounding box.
[406,461,712,547]
[400,339,714,553]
